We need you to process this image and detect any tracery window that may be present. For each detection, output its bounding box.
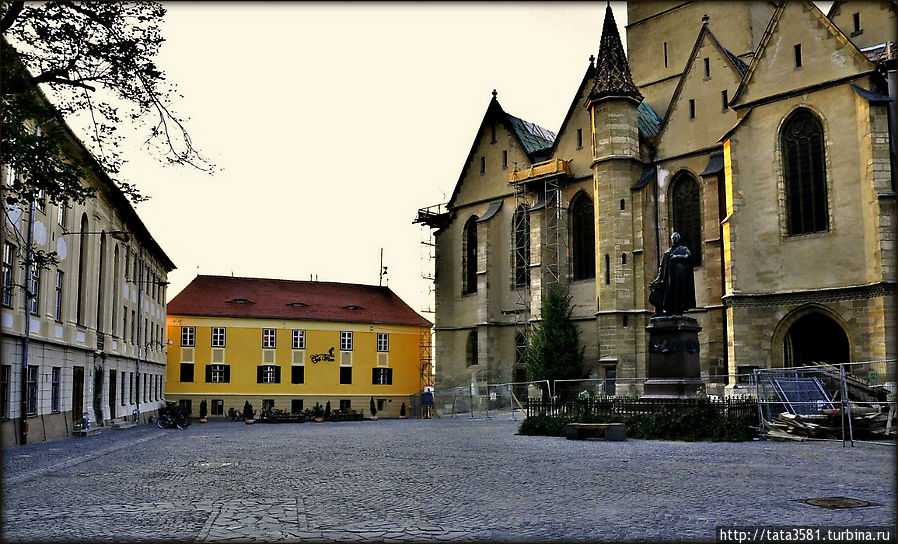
[782,109,828,235]
[462,217,478,294]
[466,331,478,367]
[671,173,702,266]
[570,194,595,280]
[513,205,530,287]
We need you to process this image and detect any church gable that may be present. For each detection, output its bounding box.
[548,64,598,179]
[655,26,745,159]
[448,97,552,210]
[731,0,876,109]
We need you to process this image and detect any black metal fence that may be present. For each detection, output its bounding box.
[526,397,758,419]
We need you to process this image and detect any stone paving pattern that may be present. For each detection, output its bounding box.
[2,417,895,542]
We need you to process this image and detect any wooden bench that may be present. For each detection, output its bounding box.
[565,422,626,441]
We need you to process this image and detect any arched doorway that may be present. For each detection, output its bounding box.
[783,311,849,367]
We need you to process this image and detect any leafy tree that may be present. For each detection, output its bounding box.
[523,284,585,384]
[1,2,211,271]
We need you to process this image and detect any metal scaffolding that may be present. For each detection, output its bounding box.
[508,158,571,397]
[413,203,448,393]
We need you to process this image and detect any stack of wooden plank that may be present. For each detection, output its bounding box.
[764,403,896,441]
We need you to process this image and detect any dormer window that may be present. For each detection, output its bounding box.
[288,302,308,308]
[343,305,364,311]
[227,298,253,304]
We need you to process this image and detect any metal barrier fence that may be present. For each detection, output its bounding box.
[525,397,758,419]
[432,381,551,420]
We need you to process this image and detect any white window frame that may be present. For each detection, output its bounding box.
[54,269,63,322]
[377,333,389,352]
[29,265,39,315]
[292,329,306,349]
[51,366,61,412]
[211,327,226,347]
[181,326,195,347]
[262,328,276,349]
[261,365,277,384]
[2,242,14,307]
[340,331,353,351]
[210,364,227,383]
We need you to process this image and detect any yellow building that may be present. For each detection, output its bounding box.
[165,275,431,418]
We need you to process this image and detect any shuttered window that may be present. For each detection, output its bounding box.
[372,368,393,385]
[205,364,230,383]
[291,365,305,384]
[257,365,280,384]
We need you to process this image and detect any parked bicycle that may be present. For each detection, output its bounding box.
[156,402,191,430]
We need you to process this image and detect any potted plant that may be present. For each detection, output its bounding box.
[243,401,255,424]
[324,401,332,420]
[199,399,208,423]
[399,402,407,419]
[369,396,377,420]
[313,402,324,423]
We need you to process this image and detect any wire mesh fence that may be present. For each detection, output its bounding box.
[420,360,895,444]
[753,360,896,445]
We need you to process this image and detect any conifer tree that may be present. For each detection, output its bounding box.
[523,284,585,384]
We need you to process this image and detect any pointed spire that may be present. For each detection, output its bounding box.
[589,3,643,103]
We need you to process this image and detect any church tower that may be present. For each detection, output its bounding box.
[586,4,647,389]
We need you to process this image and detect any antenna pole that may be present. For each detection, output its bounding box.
[379,248,384,286]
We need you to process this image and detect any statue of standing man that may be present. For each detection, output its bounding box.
[649,232,696,316]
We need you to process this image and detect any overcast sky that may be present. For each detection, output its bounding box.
[107,1,827,312]
[108,2,622,312]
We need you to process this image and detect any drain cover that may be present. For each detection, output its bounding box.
[796,497,878,509]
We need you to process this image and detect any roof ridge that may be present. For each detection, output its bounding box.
[195,274,390,290]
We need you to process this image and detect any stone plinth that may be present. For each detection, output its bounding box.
[642,316,704,398]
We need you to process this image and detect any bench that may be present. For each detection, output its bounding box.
[565,422,626,441]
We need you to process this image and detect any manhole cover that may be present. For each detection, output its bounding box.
[796,497,878,509]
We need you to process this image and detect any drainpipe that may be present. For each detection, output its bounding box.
[135,247,142,422]
[19,120,54,445]
[19,192,35,446]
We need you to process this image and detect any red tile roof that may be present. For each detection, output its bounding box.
[167,275,431,327]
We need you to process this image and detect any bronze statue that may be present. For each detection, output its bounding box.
[649,232,696,316]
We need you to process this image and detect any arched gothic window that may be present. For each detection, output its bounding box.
[782,109,828,235]
[514,332,527,366]
[513,205,530,287]
[570,194,596,280]
[466,331,478,367]
[671,173,702,266]
[462,217,478,294]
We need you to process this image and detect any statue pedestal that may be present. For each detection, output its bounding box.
[642,316,704,399]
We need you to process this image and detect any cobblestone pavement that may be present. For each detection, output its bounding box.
[2,417,895,542]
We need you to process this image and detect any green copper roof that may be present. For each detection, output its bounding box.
[506,113,557,156]
[637,101,662,138]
